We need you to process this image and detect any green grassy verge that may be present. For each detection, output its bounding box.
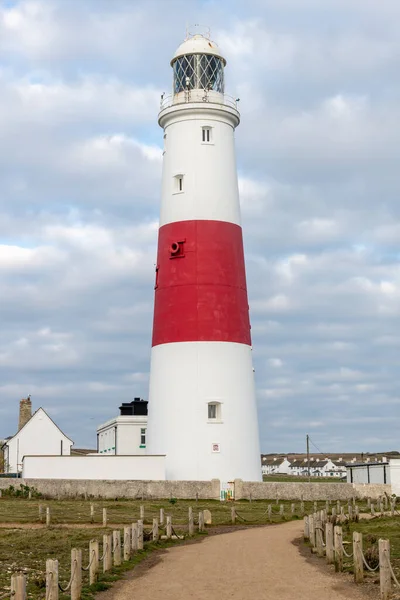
[341,515,400,578]
[0,497,326,598]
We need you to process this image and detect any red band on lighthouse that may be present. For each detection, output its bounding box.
[152,219,252,347]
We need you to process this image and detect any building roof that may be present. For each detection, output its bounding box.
[3,408,74,446]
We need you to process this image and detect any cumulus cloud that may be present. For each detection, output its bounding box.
[0,0,399,455]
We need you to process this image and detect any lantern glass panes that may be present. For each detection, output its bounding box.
[173,54,224,94]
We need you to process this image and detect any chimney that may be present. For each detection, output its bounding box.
[18,397,32,431]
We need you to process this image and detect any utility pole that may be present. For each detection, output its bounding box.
[307,434,310,482]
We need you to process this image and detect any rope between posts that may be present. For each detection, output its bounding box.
[59,560,77,592]
[99,542,108,561]
[359,547,380,573]
[387,555,400,588]
[82,549,96,572]
[171,526,185,540]
[341,542,354,559]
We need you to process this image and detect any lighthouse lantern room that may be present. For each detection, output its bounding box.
[146,32,261,482]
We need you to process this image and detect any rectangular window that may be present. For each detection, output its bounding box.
[202,127,211,143]
[174,174,184,193]
[208,404,217,419]
[140,428,146,446]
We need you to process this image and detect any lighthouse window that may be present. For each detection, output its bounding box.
[174,174,184,193]
[207,402,221,421]
[173,54,224,94]
[202,127,212,143]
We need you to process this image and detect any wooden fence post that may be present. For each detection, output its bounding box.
[268,504,272,522]
[303,516,309,540]
[309,515,315,548]
[391,501,395,517]
[353,531,363,583]
[371,503,375,516]
[314,501,317,513]
[331,507,336,519]
[46,559,59,600]
[46,507,51,527]
[89,539,99,585]
[166,515,172,539]
[113,530,121,566]
[279,504,284,516]
[367,497,371,508]
[71,548,82,600]
[140,505,145,520]
[103,534,112,573]
[348,504,353,520]
[325,522,334,564]
[300,501,304,515]
[231,506,236,524]
[138,519,144,550]
[90,503,94,524]
[131,523,138,552]
[102,508,107,527]
[153,518,159,542]
[334,526,343,572]
[379,539,391,600]
[316,519,324,557]
[336,500,340,513]
[11,573,26,600]
[160,508,164,525]
[199,511,204,532]
[124,526,131,561]
[188,507,194,535]
[39,504,43,523]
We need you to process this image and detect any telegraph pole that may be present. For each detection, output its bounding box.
[307,434,310,482]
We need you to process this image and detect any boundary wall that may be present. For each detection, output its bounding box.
[0,478,390,500]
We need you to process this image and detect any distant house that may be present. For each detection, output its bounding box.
[261,456,291,475]
[2,404,73,474]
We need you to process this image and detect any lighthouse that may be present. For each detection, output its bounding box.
[146,32,261,482]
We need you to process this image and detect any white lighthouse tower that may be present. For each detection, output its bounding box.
[146,32,261,482]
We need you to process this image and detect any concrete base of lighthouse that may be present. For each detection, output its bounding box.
[146,341,262,482]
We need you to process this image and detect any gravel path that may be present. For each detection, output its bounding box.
[101,520,374,600]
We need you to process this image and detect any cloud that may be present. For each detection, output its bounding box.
[0,0,399,456]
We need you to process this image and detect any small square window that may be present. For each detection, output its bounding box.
[202,127,212,143]
[140,428,146,446]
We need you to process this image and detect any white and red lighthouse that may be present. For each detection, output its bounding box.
[146,33,261,482]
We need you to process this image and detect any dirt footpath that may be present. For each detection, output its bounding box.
[100,520,376,600]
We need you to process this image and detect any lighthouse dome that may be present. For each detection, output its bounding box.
[171,34,226,66]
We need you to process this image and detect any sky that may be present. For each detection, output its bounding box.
[1,0,400,454]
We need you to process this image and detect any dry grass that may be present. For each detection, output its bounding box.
[0,496,321,598]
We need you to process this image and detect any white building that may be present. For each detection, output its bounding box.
[2,407,73,474]
[97,399,148,455]
[347,458,400,494]
[261,457,291,475]
[146,32,261,482]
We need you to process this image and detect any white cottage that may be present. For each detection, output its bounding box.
[2,405,73,474]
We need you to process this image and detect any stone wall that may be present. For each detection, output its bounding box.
[236,480,390,501]
[0,478,390,500]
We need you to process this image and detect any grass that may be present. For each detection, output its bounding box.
[0,496,326,598]
[341,515,400,578]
